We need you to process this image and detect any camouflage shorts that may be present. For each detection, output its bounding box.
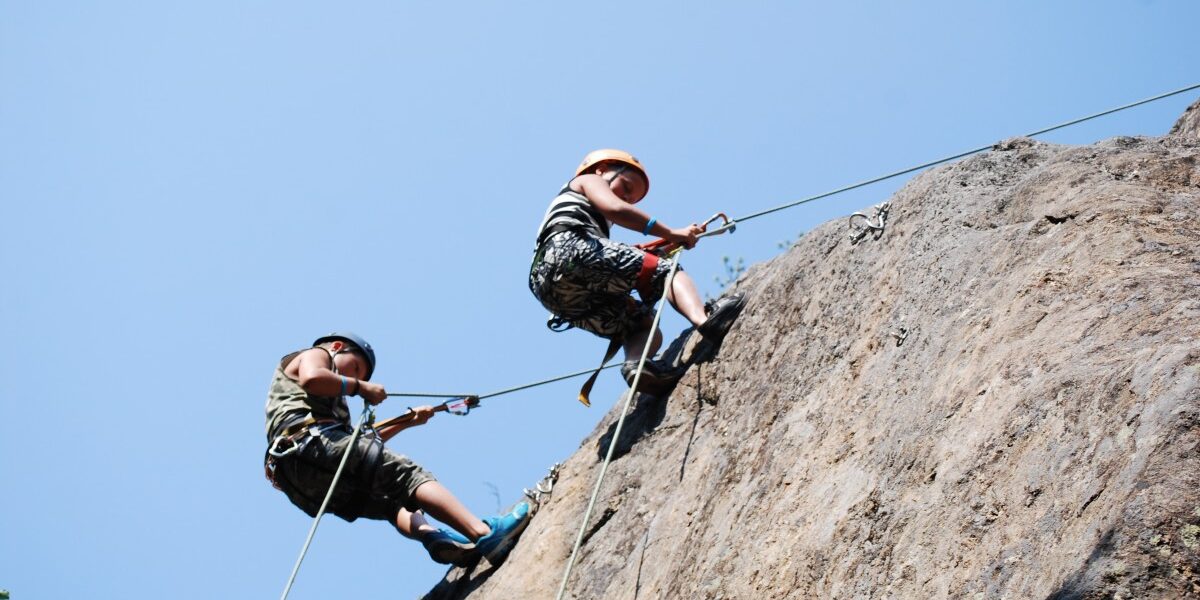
[272,425,435,522]
[528,229,677,340]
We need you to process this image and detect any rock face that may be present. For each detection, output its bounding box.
[428,101,1200,599]
[1172,98,1200,140]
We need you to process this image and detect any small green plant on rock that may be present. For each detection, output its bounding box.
[708,255,746,301]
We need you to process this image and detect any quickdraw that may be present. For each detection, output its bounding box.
[373,395,480,431]
[848,202,890,244]
[523,463,562,507]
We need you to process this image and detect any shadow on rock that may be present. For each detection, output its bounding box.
[595,327,720,462]
[420,559,498,600]
[596,390,670,462]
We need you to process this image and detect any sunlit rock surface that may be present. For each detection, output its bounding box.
[426,99,1200,599]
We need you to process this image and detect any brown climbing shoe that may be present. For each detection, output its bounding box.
[621,358,684,395]
[697,292,747,342]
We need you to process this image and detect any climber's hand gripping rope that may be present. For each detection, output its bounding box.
[373,395,479,429]
[636,212,735,255]
[371,396,479,442]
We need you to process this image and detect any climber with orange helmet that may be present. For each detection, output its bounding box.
[529,150,746,394]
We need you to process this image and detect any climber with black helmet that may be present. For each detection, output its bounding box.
[529,150,746,395]
[263,332,530,566]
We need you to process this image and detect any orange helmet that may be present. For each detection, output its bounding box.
[575,149,649,193]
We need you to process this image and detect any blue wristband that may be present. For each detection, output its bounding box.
[340,376,347,396]
[642,217,657,235]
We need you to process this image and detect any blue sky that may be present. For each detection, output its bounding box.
[2,2,1197,598]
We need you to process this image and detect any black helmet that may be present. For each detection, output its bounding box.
[313,331,377,380]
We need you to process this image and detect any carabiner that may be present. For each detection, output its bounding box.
[636,211,736,255]
[697,212,736,238]
[445,395,480,416]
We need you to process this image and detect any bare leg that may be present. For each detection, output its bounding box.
[394,508,440,539]
[412,481,491,541]
[666,270,708,327]
[622,322,663,362]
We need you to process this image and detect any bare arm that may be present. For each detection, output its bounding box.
[574,174,702,248]
[293,348,387,405]
[374,405,435,442]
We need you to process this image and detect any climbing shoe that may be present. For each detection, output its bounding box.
[697,292,747,342]
[621,358,685,395]
[476,502,532,565]
[439,527,472,545]
[421,529,478,567]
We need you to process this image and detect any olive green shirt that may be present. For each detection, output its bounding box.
[264,350,350,440]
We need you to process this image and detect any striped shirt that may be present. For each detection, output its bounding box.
[534,181,611,247]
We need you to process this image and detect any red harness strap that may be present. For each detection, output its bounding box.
[635,250,659,300]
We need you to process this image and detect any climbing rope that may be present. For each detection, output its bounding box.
[277,83,1199,596]
[375,83,1200,411]
[701,81,1200,238]
[550,83,1200,597]
[280,402,374,600]
[383,363,621,401]
[555,250,685,600]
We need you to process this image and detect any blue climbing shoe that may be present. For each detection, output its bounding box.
[476,502,532,565]
[438,527,472,545]
[421,529,478,567]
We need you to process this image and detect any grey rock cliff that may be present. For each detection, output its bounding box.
[1171,98,1200,140]
[429,99,1200,599]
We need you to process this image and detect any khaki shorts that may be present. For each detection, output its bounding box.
[272,425,435,522]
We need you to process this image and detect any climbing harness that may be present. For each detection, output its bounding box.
[280,401,375,600]
[264,418,343,490]
[848,201,890,244]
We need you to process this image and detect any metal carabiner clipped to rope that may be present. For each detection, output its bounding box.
[443,395,480,416]
[697,212,736,239]
[636,212,737,255]
[373,395,481,430]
